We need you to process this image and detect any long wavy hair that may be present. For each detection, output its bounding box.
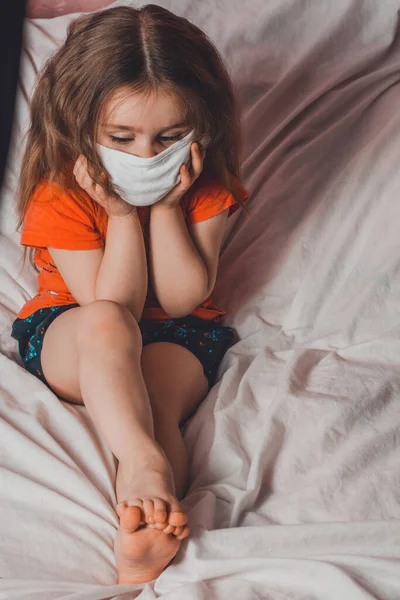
[17,4,250,231]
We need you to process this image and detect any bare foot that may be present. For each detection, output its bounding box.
[115,504,185,584]
[114,450,190,583]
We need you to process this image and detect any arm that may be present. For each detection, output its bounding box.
[49,210,147,321]
[48,156,148,322]
[149,203,229,318]
[95,211,147,320]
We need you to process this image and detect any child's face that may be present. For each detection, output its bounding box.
[98,87,191,158]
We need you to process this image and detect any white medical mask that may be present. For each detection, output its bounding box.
[97,130,195,207]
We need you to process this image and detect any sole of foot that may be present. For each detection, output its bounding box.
[115,504,189,584]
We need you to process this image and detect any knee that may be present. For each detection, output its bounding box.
[76,300,141,348]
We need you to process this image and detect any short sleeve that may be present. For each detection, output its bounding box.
[21,182,104,250]
[184,175,250,225]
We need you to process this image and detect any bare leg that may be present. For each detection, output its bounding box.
[40,300,189,584]
[140,342,209,500]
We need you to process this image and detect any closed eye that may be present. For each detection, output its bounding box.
[109,133,184,146]
[110,136,134,145]
[159,134,184,143]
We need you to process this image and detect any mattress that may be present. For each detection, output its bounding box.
[1,1,400,598]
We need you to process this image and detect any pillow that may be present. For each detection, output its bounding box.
[26,0,115,18]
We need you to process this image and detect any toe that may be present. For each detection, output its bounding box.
[168,510,187,528]
[118,505,142,534]
[177,524,190,540]
[162,524,176,535]
[154,520,169,531]
[173,526,184,537]
[126,499,144,510]
[142,499,155,524]
[153,498,168,524]
[116,501,127,519]
[127,499,145,525]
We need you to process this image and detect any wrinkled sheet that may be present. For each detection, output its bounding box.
[1,1,400,598]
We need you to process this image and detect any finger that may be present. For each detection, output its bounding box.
[74,166,86,189]
[159,164,189,204]
[78,154,88,175]
[86,169,99,190]
[80,171,95,195]
[190,142,204,179]
[74,156,90,188]
[79,159,97,193]
[179,163,193,190]
[93,184,108,205]
[73,155,84,180]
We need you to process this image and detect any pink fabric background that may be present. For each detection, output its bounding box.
[26,0,115,18]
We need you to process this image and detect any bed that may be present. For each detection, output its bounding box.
[1,1,400,598]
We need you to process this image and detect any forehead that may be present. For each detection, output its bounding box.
[101,87,186,130]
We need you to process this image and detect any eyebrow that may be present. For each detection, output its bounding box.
[103,122,187,133]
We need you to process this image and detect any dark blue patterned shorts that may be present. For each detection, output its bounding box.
[11,304,236,399]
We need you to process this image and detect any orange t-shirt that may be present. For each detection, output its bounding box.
[18,174,250,321]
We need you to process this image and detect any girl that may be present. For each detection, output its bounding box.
[11,4,250,585]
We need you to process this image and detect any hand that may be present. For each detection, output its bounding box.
[153,142,205,209]
[73,155,136,218]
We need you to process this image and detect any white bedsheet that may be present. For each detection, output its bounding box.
[1,1,400,598]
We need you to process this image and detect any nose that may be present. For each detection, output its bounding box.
[133,139,157,159]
